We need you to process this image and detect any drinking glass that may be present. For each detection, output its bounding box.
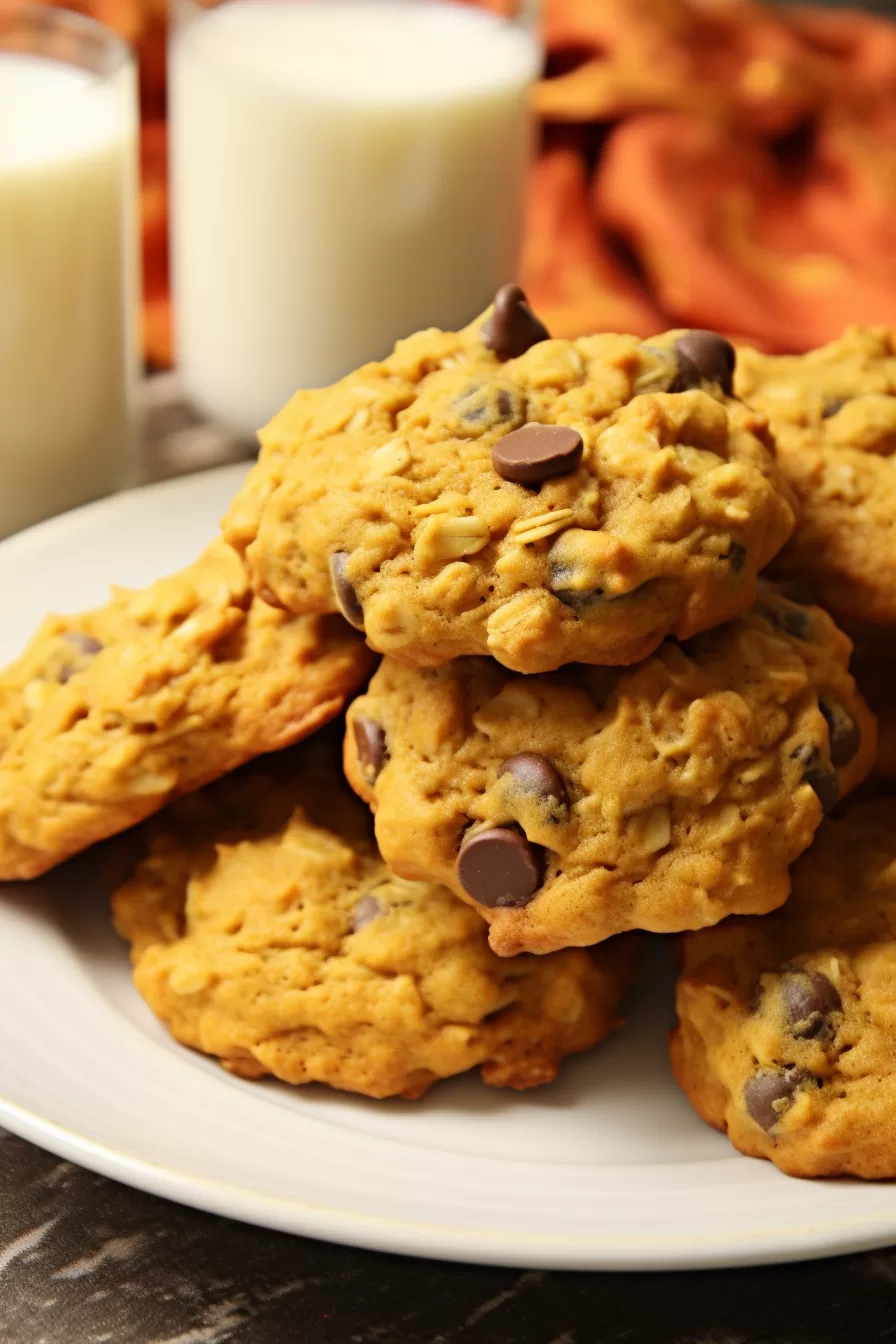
[0,5,140,536]
[170,0,542,438]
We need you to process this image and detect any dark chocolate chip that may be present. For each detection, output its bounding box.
[780,969,842,1038]
[329,552,365,631]
[492,423,583,486]
[727,541,747,573]
[822,397,848,419]
[755,600,814,641]
[498,753,569,810]
[63,632,103,656]
[481,284,550,361]
[452,383,524,435]
[550,566,643,613]
[744,1066,810,1131]
[353,717,386,785]
[819,698,861,768]
[351,893,384,932]
[793,745,839,813]
[456,826,543,908]
[674,331,736,396]
[668,350,703,393]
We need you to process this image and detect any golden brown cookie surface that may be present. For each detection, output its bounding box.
[0,542,373,880]
[112,738,635,1100]
[224,298,795,673]
[344,591,875,955]
[672,795,896,1179]
[736,327,896,625]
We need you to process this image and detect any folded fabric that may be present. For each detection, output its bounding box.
[520,140,662,338]
[597,110,896,351]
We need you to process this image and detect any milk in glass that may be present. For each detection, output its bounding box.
[171,0,539,436]
[0,51,139,535]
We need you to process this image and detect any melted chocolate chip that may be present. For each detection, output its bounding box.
[329,552,365,630]
[481,284,550,361]
[498,753,569,810]
[452,383,524,435]
[456,826,543,908]
[793,744,839,814]
[744,1067,810,1131]
[550,568,642,613]
[353,718,386,784]
[674,330,736,396]
[492,423,583,486]
[351,893,384,932]
[819,698,861,769]
[755,600,814,641]
[64,632,103,655]
[780,969,842,1038]
[727,541,747,573]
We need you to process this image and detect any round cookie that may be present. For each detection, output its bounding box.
[344,590,876,955]
[112,738,637,1100]
[0,542,374,880]
[224,289,796,673]
[671,795,896,1179]
[736,326,896,625]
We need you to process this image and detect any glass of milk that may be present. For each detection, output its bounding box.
[0,6,140,537]
[170,0,542,438]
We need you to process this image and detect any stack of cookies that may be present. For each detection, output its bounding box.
[4,286,896,1179]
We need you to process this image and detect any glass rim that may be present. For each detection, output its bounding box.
[0,4,133,80]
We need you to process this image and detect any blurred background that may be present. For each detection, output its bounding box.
[39,0,896,370]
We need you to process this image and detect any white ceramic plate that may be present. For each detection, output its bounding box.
[1,465,895,1272]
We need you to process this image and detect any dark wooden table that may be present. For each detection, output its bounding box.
[3,1123,896,1343]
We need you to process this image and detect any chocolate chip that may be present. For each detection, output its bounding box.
[755,600,813,641]
[668,351,703,393]
[819,699,860,768]
[780,969,842,1038]
[727,541,747,573]
[492,424,583,486]
[498,753,569,810]
[744,1067,810,1131]
[674,331,736,395]
[63,632,103,656]
[822,397,847,419]
[353,717,386,784]
[550,567,642,613]
[456,826,543,908]
[481,284,550,361]
[452,383,524,435]
[329,552,364,631]
[793,744,839,814]
[351,893,383,932]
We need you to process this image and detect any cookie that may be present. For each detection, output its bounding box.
[223,289,795,673]
[112,737,636,1100]
[671,795,896,1179]
[0,542,374,880]
[736,327,896,625]
[344,590,875,955]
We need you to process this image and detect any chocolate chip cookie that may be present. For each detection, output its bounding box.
[0,542,374,880]
[224,289,795,673]
[672,795,896,1179]
[736,326,896,625]
[344,590,875,954]
[112,736,637,1100]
